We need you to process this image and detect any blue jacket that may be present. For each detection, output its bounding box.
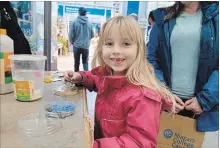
[69,16,94,49]
[147,2,219,132]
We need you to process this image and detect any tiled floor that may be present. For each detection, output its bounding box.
[57,42,96,72]
[57,53,94,72]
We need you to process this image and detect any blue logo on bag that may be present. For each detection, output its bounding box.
[163,129,173,139]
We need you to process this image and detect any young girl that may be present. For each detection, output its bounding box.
[64,16,176,148]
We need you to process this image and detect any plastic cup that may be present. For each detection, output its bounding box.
[8,55,47,101]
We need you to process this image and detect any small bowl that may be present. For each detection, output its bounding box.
[18,113,79,148]
[18,113,62,137]
[45,101,76,119]
[53,84,78,97]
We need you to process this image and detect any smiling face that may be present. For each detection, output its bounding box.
[92,16,146,77]
[102,25,138,76]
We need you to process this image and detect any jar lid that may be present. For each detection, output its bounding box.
[9,54,47,61]
[0,29,6,35]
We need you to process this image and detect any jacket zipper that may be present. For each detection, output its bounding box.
[210,19,215,51]
[168,22,171,88]
[195,15,204,93]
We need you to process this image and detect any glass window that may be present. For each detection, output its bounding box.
[11,1,44,55]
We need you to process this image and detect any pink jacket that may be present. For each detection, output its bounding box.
[79,66,172,148]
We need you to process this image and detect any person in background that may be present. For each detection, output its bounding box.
[69,7,94,72]
[147,1,218,147]
[96,24,100,36]
[64,16,176,148]
[145,10,155,44]
[148,11,155,26]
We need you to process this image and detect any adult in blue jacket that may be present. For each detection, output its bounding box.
[147,1,218,132]
[69,7,94,72]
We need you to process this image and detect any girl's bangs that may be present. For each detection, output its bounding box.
[102,17,137,44]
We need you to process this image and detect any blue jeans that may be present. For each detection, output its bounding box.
[73,47,89,72]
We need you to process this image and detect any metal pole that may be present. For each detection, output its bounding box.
[44,1,51,71]
[32,2,37,45]
[121,1,128,16]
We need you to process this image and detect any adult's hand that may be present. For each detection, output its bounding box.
[185,97,203,115]
[174,95,184,113]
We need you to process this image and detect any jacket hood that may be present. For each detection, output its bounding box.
[76,16,88,24]
[201,2,219,20]
[153,8,166,25]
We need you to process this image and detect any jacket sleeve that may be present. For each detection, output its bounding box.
[196,69,219,111]
[196,13,219,112]
[93,96,161,148]
[147,24,165,83]
[79,71,97,92]
[68,22,75,44]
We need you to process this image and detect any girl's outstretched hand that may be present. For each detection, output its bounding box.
[64,70,83,84]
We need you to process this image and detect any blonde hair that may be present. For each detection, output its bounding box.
[91,16,175,112]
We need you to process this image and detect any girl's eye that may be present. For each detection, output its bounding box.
[105,42,113,46]
[122,42,131,46]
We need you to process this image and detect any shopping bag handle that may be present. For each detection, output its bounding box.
[163,111,197,119]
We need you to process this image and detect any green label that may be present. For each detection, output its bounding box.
[14,81,31,101]
[16,96,30,101]
[5,77,13,84]
[0,52,13,84]
[16,92,30,101]
[0,52,4,59]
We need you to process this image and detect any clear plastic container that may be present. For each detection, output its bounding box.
[18,113,78,148]
[8,55,47,101]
